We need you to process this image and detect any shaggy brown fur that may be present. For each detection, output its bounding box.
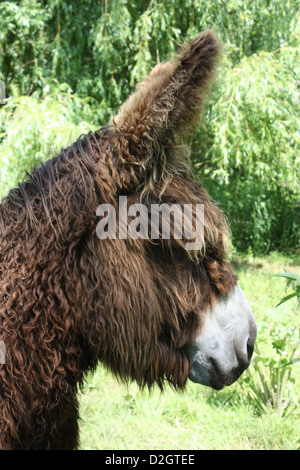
[0,31,237,450]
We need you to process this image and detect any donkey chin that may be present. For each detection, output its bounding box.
[185,285,257,390]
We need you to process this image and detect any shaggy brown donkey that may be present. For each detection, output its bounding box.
[0,31,256,450]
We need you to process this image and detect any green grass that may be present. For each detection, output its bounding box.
[78,252,300,450]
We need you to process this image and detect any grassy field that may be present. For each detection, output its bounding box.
[78,252,300,450]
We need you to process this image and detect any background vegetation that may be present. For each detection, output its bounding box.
[0,0,299,450]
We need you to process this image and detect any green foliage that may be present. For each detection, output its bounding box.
[274,271,300,307]
[196,44,300,252]
[0,85,97,195]
[238,268,299,418]
[243,326,299,417]
[0,0,299,252]
[1,0,298,95]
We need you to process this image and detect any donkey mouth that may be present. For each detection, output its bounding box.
[211,358,249,389]
[189,357,248,390]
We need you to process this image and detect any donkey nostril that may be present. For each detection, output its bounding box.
[247,338,254,361]
[234,336,254,372]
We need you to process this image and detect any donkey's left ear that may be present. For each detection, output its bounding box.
[112,30,221,169]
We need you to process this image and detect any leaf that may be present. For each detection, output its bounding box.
[274,272,300,282]
[282,358,300,368]
[275,292,298,308]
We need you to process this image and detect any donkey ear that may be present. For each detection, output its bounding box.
[113,30,221,167]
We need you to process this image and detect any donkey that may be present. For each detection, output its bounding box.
[0,31,256,449]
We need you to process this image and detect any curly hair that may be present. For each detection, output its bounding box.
[0,31,237,449]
